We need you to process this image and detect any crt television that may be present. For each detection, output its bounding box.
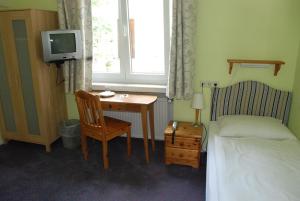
[41,30,83,63]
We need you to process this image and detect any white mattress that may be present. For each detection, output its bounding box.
[206,122,300,201]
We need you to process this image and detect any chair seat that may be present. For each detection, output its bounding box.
[104,116,131,134]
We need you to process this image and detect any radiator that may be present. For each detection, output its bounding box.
[104,97,173,140]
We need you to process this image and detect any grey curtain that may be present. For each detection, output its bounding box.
[57,0,93,92]
[167,0,196,100]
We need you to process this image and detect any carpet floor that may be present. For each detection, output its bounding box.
[0,138,206,201]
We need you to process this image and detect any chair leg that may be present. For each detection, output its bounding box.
[81,134,88,160]
[102,140,109,169]
[127,127,132,157]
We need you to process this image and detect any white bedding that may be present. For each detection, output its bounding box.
[206,122,220,201]
[206,121,300,201]
[214,136,300,201]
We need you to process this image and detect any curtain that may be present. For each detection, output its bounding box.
[167,0,196,100]
[57,0,93,92]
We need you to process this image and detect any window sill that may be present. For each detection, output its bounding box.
[92,82,166,93]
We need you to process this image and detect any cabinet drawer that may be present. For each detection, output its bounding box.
[165,147,199,161]
[105,103,127,110]
[101,103,140,112]
[165,135,200,150]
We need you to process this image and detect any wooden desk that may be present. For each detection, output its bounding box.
[94,93,157,163]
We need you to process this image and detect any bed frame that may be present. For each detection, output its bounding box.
[210,80,292,125]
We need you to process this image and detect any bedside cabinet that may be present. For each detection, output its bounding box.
[164,121,202,168]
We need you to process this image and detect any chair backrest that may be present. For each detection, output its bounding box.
[75,90,107,133]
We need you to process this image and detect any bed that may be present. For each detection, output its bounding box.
[206,81,300,201]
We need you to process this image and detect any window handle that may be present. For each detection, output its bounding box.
[117,18,121,59]
[123,25,127,37]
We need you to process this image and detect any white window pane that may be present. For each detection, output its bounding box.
[128,0,165,74]
[92,0,120,73]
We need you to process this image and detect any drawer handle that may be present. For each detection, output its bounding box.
[179,142,184,146]
[179,153,184,158]
[109,104,112,109]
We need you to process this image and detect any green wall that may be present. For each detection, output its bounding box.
[1,0,300,137]
[174,0,300,125]
[66,93,79,119]
[0,0,57,11]
[66,0,300,123]
[289,42,300,138]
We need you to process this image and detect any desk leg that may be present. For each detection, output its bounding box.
[149,103,155,152]
[141,105,150,163]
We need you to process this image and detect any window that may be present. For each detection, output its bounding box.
[92,0,170,85]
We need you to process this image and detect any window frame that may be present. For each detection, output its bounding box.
[92,0,170,85]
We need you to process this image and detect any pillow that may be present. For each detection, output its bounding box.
[216,115,297,140]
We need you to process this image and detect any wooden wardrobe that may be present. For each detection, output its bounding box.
[0,9,67,152]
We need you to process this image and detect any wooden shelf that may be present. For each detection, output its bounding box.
[227,59,285,76]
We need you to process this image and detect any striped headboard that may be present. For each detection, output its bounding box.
[210,81,292,125]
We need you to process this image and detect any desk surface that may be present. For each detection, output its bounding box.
[95,93,157,105]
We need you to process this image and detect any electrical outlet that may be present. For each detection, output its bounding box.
[201,81,219,88]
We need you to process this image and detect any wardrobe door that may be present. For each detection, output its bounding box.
[0,15,17,136]
[11,19,40,135]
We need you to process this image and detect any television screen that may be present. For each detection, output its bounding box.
[50,33,76,54]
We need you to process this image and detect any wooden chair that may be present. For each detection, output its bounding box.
[75,90,132,169]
